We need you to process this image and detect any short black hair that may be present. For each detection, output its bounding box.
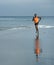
[34,13,37,17]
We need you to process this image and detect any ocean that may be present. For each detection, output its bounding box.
[0,16,54,65]
[0,16,32,31]
[0,16,54,31]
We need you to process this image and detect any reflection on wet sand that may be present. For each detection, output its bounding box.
[34,33,42,61]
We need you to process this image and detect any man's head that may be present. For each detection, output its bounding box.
[34,13,37,17]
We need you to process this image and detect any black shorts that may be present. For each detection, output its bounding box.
[35,23,39,25]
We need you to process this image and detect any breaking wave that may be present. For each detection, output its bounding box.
[39,25,54,28]
[0,25,54,31]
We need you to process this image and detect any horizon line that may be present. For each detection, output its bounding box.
[0,15,54,17]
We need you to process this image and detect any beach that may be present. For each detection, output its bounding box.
[0,16,54,65]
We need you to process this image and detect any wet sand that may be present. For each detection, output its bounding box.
[0,27,54,65]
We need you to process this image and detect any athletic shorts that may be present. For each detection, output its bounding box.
[35,23,39,25]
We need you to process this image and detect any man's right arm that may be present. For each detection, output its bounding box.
[32,17,34,21]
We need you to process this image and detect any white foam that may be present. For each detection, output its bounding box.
[8,25,54,31]
[39,25,54,28]
[8,26,31,30]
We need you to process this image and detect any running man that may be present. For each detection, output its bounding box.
[32,14,41,34]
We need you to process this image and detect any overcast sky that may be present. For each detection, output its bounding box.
[0,0,54,16]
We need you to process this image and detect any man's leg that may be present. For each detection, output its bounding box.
[35,25,39,36]
[35,25,38,32]
[36,25,38,32]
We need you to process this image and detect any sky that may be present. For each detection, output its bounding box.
[0,0,54,16]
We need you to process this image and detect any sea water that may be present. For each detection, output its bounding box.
[0,16,33,31]
[0,16,54,31]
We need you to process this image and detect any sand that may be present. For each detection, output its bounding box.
[0,27,54,65]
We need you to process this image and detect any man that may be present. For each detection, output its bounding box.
[32,14,41,34]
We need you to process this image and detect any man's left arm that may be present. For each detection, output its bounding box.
[38,17,41,22]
